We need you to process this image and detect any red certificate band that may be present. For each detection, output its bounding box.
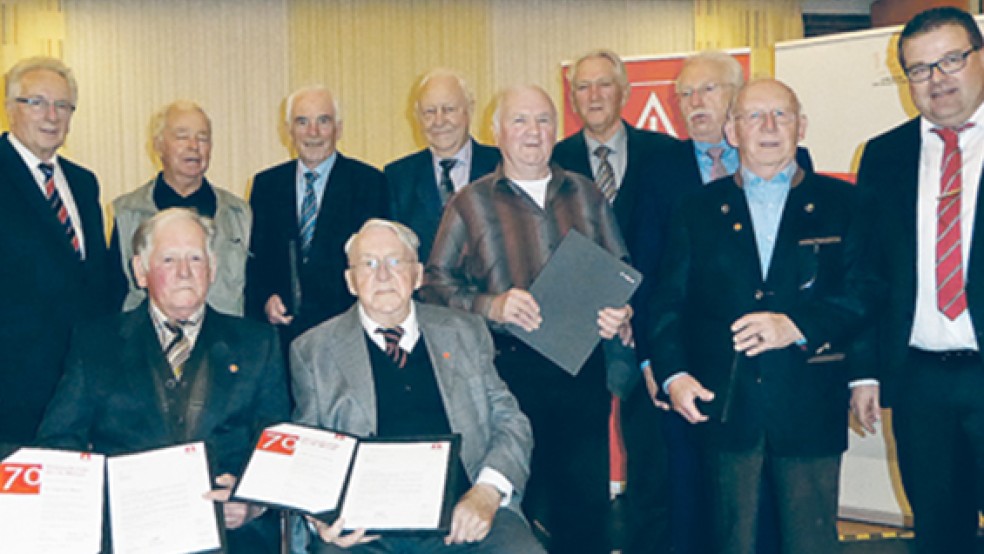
[0,463,42,494]
[257,430,299,456]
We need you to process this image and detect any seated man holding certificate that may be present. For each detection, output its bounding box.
[37,207,290,553]
[291,218,543,553]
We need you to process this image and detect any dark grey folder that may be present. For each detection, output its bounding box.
[506,229,642,375]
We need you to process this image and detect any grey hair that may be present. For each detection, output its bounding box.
[344,218,421,263]
[285,85,342,126]
[5,56,78,105]
[491,84,557,138]
[676,50,745,91]
[570,49,629,92]
[132,208,216,272]
[150,100,212,145]
[415,68,475,114]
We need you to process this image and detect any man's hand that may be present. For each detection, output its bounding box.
[264,294,294,326]
[850,384,881,436]
[445,483,500,545]
[731,312,804,357]
[642,365,670,411]
[598,305,633,346]
[488,289,541,332]
[667,374,714,424]
[306,516,377,548]
[203,474,264,530]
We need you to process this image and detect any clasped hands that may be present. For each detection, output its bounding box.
[488,288,633,345]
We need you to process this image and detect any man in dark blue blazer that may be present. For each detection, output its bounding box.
[38,208,290,553]
[245,86,389,352]
[385,69,500,262]
[855,7,984,553]
[0,57,109,458]
[650,79,877,554]
[551,49,679,554]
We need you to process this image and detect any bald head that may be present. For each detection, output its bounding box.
[493,85,557,181]
[725,79,806,180]
[416,70,474,158]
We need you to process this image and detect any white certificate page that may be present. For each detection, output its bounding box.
[107,441,220,554]
[234,423,358,514]
[340,440,451,530]
[0,448,105,553]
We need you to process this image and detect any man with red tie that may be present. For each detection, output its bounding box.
[855,6,984,553]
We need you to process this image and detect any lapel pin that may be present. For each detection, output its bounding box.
[229,364,239,374]
[733,222,742,232]
[804,203,815,213]
[721,204,730,214]
[442,352,451,359]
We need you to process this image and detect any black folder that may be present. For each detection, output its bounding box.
[506,229,642,375]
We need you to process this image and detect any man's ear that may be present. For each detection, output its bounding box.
[344,268,357,296]
[132,256,148,289]
[412,262,424,292]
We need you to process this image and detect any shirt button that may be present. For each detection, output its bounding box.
[165,379,177,389]
[754,290,764,301]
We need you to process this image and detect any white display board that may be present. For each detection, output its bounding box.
[775,16,984,528]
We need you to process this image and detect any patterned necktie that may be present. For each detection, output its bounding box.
[163,320,191,379]
[298,170,319,261]
[932,125,972,320]
[376,326,407,369]
[38,163,81,257]
[706,146,728,182]
[439,158,457,204]
[593,145,617,204]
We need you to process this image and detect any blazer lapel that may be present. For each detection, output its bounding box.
[119,308,174,439]
[717,181,764,285]
[418,310,461,425]
[183,311,226,441]
[413,151,443,216]
[336,307,379,432]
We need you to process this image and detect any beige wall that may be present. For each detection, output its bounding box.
[1,0,803,208]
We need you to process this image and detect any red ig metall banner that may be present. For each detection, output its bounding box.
[561,50,752,140]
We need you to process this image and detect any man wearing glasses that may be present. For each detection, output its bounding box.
[855,6,984,553]
[649,79,877,554]
[0,57,109,458]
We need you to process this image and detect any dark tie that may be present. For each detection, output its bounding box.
[163,320,192,379]
[439,158,457,204]
[706,146,728,182]
[376,326,407,369]
[933,125,972,320]
[593,146,616,204]
[299,170,319,261]
[38,163,80,257]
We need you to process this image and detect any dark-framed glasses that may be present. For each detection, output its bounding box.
[905,47,979,83]
[15,96,76,116]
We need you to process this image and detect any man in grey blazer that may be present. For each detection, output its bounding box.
[291,219,543,553]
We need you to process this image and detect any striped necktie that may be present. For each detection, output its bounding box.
[376,326,407,369]
[38,162,81,257]
[439,158,457,204]
[933,124,972,320]
[299,170,319,261]
[707,146,728,181]
[593,145,617,204]
[163,320,192,379]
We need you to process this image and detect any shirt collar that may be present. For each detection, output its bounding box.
[693,139,732,156]
[431,139,473,169]
[583,122,627,155]
[740,161,798,190]
[148,301,205,349]
[920,99,984,137]
[357,302,420,352]
[7,132,56,170]
[297,152,337,181]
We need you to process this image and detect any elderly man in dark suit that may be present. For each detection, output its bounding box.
[551,48,677,554]
[385,68,500,261]
[0,56,109,459]
[246,85,389,353]
[855,7,984,553]
[292,219,542,553]
[649,79,877,554]
[38,208,290,553]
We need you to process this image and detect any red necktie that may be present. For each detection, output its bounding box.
[38,162,81,257]
[933,125,972,320]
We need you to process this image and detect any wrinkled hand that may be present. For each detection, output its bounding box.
[667,374,715,424]
[488,289,541,332]
[306,516,378,548]
[203,474,264,530]
[731,312,804,357]
[850,384,881,436]
[598,305,633,346]
[642,365,670,411]
[264,294,294,326]
[445,483,500,545]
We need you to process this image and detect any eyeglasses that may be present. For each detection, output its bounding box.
[352,257,416,274]
[904,47,979,83]
[676,82,728,101]
[15,96,76,116]
[732,108,798,127]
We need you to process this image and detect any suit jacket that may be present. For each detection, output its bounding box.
[856,117,984,407]
[552,123,686,361]
[36,305,289,477]
[385,139,500,261]
[290,302,532,514]
[0,132,110,453]
[245,154,389,341]
[648,170,877,456]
